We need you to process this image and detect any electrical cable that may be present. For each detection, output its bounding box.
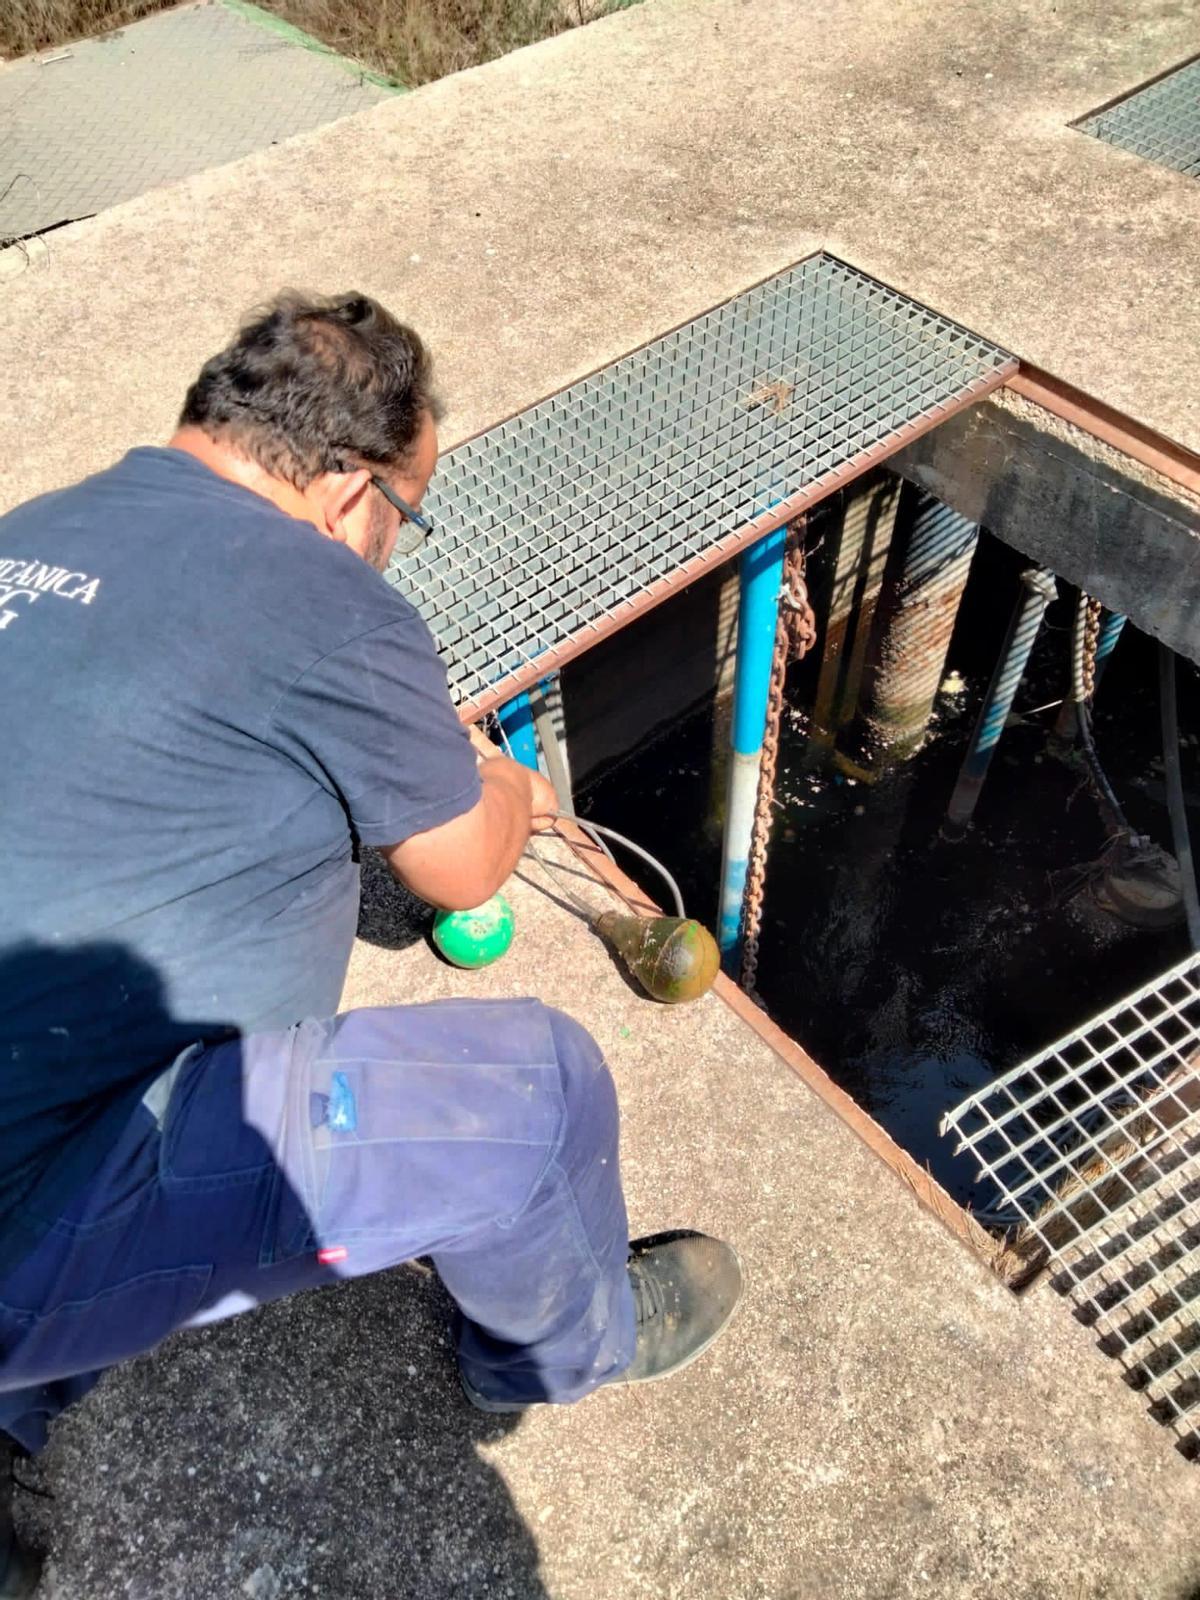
[486,712,688,918]
[561,814,615,864]
[543,814,687,919]
[522,840,602,921]
[1159,641,1200,952]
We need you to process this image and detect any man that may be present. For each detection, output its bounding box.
[0,292,741,1593]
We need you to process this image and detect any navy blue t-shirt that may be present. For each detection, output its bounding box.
[0,447,480,1273]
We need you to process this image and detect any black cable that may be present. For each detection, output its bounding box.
[1076,705,1131,840]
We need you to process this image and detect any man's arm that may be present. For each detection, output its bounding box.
[380,753,557,910]
[272,610,557,908]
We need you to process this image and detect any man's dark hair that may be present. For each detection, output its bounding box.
[179,291,442,487]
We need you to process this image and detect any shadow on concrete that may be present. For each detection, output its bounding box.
[0,939,548,1597]
[511,862,656,1006]
[24,1265,549,1599]
[355,848,435,952]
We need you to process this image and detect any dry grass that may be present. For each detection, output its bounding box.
[273,0,602,85]
[1,0,165,56]
[1,0,635,83]
[273,0,631,86]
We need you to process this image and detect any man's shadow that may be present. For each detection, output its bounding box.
[26,1269,548,1600]
[1,939,550,1599]
[355,848,434,951]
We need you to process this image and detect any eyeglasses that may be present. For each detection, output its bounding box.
[369,475,435,556]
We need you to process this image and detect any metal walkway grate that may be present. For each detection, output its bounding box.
[386,253,1015,716]
[942,954,1200,1456]
[1075,57,1200,180]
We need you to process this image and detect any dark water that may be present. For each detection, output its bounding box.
[579,533,1198,1208]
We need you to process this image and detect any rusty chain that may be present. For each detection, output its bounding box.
[740,522,818,1000]
[1081,593,1103,703]
[1072,589,1131,844]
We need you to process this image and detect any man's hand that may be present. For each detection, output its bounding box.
[469,720,559,829]
[380,753,558,911]
[527,767,559,830]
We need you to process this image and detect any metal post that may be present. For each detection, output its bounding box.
[1095,609,1127,677]
[944,567,1057,839]
[809,476,899,751]
[498,691,539,771]
[529,676,573,809]
[718,525,789,962]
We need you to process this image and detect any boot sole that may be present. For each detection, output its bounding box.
[461,1243,744,1413]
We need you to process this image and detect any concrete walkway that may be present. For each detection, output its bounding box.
[17,846,1200,1598]
[1,0,1199,520]
[5,0,1200,1592]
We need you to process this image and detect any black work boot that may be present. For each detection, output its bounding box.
[462,1229,742,1412]
[0,1436,42,1599]
[618,1230,743,1386]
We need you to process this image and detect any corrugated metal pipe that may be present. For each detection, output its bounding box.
[850,489,978,772]
[943,566,1057,839]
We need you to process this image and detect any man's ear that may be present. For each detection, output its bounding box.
[314,468,372,540]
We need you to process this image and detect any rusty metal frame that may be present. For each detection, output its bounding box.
[519,356,1199,1271]
[427,256,1200,1282]
[456,366,1014,724]
[1005,366,1200,498]
[380,251,1015,724]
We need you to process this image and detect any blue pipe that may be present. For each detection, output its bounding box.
[718,525,789,964]
[1094,610,1127,679]
[944,567,1057,838]
[498,691,539,771]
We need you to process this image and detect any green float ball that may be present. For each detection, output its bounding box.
[432,894,515,969]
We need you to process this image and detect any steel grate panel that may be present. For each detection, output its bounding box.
[0,2,393,242]
[1076,57,1200,180]
[385,253,1014,712]
[942,954,1200,1453]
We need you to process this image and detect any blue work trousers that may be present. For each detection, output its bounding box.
[0,999,637,1452]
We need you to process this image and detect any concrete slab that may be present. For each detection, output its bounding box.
[8,4,1200,1594]
[893,390,1200,663]
[16,844,1200,1598]
[1,0,1199,521]
[0,2,393,242]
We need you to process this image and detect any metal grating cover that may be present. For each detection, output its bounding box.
[1076,57,1200,180]
[0,2,392,242]
[386,253,1014,714]
[942,954,1200,1455]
